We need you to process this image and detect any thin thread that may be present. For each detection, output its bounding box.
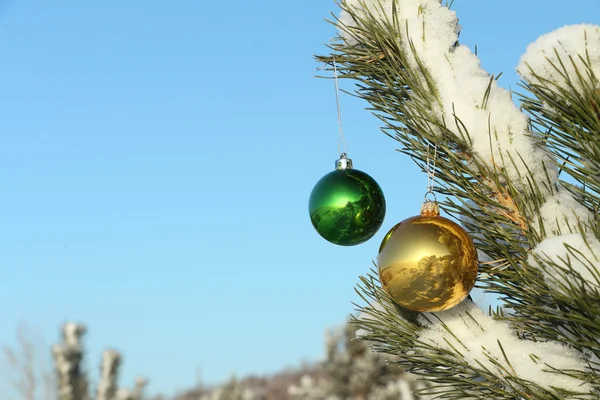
[332,57,348,157]
[426,142,438,199]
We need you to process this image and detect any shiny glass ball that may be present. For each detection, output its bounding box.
[378,210,478,312]
[309,168,386,246]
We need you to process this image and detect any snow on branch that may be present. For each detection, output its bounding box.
[518,24,600,99]
[418,301,593,395]
[532,190,594,237]
[529,233,600,293]
[337,0,555,185]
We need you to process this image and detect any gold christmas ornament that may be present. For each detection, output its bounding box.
[377,200,478,312]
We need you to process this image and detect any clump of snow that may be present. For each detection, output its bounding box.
[338,1,402,46]
[337,0,554,186]
[532,190,593,236]
[529,189,599,292]
[418,301,592,394]
[529,233,600,292]
[518,24,600,97]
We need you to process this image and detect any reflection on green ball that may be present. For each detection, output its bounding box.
[309,169,386,246]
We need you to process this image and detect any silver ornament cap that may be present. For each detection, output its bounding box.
[335,153,353,170]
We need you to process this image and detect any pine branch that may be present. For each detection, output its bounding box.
[316,1,600,397]
[317,0,540,297]
[353,271,590,400]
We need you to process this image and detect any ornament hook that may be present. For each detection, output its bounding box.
[426,142,438,195]
[335,153,353,170]
[424,190,437,203]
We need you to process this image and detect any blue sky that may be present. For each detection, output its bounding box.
[1,0,600,397]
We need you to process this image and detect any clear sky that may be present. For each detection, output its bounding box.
[1,0,600,397]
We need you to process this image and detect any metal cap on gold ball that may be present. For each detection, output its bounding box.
[308,154,386,246]
[377,198,478,312]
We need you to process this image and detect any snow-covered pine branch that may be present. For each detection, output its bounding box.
[317,0,600,398]
[338,0,554,186]
[518,24,600,220]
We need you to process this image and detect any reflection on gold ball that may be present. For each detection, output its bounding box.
[377,205,478,312]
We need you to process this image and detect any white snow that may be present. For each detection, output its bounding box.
[528,189,599,292]
[417,301,592,394]
[532,189,593,236]
[518,24,600,97]
[337,0,554,186]
[529,233,600,291]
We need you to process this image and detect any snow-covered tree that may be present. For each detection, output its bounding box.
[52,322,146,400]
[316,1,600,399]
[288,321,430,400]
[288,375,329,400]
[199,376,265,400]
[52,323,89,400]
[321,323,428,400]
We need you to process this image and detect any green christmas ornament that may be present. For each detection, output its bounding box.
[309,154,386,246]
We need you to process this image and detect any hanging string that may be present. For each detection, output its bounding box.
[426,141,438,201]
[332,57,348,157]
